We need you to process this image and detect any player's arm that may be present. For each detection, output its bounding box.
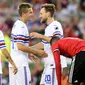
[0,31,17,74]
[50,38,61,85]
[17,43,47,58]
[30,25,63,43]
[30,32,51,42]
[13,24,47,58]
[52,48,61,85]
[31,42,44,50]
[29,42,44,62]
[1,48,17,74]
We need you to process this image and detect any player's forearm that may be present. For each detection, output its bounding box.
[17,43,42,56]
[41,35,51,42]
[62,67,68,79]
[1,49,16,67]
[30,32,51,42]
[31,42,44,50]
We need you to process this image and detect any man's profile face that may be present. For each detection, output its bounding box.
[39,8,48,23]
[23,8,33,21]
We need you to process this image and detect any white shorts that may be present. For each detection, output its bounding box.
[9,66,31,85]
[40,67,58,85]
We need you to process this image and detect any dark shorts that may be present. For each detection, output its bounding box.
[68,51,85,84]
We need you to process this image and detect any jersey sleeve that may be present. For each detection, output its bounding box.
[51,42,61,85]
[42,39,49,44]
[11,24,30,44]
[0,31,6,49]
[51,22,64,38]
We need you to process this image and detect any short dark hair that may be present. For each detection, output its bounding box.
[50,36,60,45]
[18,3,33,16]
[41,4,55,17]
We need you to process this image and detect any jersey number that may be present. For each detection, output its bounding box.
[45,75,51,82]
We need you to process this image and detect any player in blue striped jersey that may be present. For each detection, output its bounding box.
[9,3,47,85]
[30,4,67,85]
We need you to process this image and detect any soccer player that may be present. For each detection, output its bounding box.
[41,36,85,85]
[10,3,47,85]
[30,4,67,85]
[0,30,17,85]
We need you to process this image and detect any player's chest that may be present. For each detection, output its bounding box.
[45,28,53,36]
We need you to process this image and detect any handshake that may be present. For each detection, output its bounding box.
[29,32,48,58]
[34,49,48,58]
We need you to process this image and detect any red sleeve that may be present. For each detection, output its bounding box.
[51,44,61,85]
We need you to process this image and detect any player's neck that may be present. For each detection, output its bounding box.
[20,17,27,23]
[46,17,54,25]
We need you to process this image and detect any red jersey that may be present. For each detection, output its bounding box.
[52,37,85,57]
[51,37,85,85]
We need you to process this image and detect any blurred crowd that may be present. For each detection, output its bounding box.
[0,0,85,85]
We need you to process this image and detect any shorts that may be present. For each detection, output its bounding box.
[68,51,85,84]
[40,67,58,85]
[9,66,31,85]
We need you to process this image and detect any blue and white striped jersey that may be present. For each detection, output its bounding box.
[42,21,67,68]
[10,20,30,67]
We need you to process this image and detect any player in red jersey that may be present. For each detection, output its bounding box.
[30,32,85,85]
[50,36,85,85]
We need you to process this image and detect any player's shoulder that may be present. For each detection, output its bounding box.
[47,21,62,30]
[13,20,26,29]
[51,20,61,26]
[15,20,25,26]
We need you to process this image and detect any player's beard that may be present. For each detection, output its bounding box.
[41,18,47,24]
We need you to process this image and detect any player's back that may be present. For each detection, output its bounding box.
[10,20,30,67]
[57,37,85,57]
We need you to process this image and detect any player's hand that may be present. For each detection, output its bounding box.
[30,32,43,39]
[29,53,38,63]
[36,50,48,58]
[12,65,18,74]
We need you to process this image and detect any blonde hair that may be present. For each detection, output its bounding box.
[18,3,33,16]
